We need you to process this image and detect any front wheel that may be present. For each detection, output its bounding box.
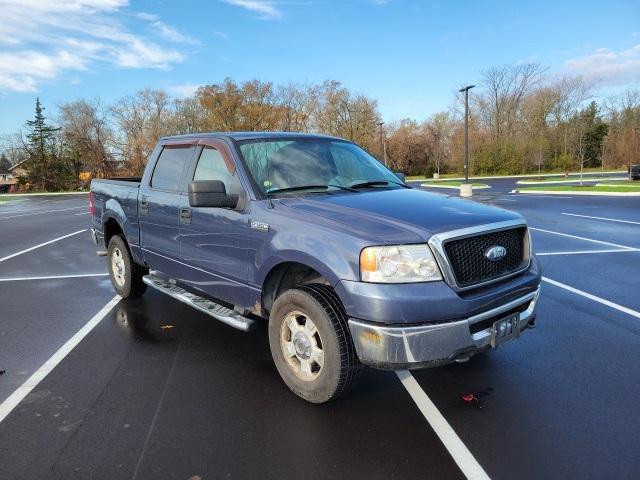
[107,235,147,298]
[268,284,361,403]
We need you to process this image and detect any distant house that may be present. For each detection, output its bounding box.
[0,161,10,181]
[0,160,27,191]
[8,160,28,179]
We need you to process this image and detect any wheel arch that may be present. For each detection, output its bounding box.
[261,261,336,317]
[103,216,124,248]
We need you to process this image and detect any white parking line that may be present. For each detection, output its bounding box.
[529,227,636,250]
[0,206,86,220]
[536,249,640,256]
[542,276,640,319]
[0,295,121,424]
[0,229,87,263]
[0,273,108,282]
[73,212,89,216]
[561,213,640,226]
[396,370,491,480]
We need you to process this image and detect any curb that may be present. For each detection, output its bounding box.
[513,189,640,196]
[595,183,640,188]
[420,184,491,190]
[0,191,89,198]
[407,170,626,182]
[516,177,626,185]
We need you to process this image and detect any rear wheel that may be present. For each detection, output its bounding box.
[107,235,147,298]
[268,284,361,403]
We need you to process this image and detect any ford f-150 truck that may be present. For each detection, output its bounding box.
[90,132,541,403]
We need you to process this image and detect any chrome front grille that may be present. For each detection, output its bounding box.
[428,220,531,291]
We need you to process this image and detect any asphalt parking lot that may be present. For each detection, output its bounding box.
[1,181,639,480]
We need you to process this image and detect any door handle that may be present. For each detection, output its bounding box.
[180,208,192,224]
[140,199,149,215]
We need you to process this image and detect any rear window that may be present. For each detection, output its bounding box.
[151,146,192,191]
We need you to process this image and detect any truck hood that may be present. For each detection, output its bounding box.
[278,188,522,243]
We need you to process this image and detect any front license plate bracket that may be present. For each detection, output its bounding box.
[490,314,520,348]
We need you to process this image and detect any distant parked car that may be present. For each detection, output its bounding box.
[629,165,640,180]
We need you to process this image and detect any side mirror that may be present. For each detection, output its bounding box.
[394,172,406,183]
[188,180,238,208]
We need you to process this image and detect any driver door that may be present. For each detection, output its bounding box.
[178,140,250,306]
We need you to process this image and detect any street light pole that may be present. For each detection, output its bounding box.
[378,121,385,166]
[458,85,475,196]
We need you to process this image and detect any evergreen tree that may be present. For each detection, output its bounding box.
[572,101,609,168]
[24,98,61,190]
[0,153,11,173]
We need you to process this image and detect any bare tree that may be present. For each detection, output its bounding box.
[277,82,319,132]
[111,88,172,175]
[477,63,546,141]
[549,75,592,155]
[59,98,113,180]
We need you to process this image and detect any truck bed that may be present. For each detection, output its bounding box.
[91,177,142,250]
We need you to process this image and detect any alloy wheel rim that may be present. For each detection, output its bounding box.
[280,310,324,381]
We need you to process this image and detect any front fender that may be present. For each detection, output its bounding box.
[254,230,361,288]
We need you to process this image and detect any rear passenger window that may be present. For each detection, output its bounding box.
[193,147,243,195]
[151,146,192,191]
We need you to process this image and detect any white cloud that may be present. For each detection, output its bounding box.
[153,21,197,43]
[222,0,282,20]
[213,30,230,40]
[168,83,203,97]
[137,12,159,21]
[565,44,640,86]
[0,0,193,93]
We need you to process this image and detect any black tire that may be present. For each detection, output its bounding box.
[268,283,361,403]
[107,235,148,298]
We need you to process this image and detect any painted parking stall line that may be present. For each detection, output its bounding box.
[529,227,636,250]
[0,206,86,220]
[0,229,87,263]
[542,276,640,319]
[0,273,108,282]
[397,370,491,480]
[536,249,640,256]
[0,295,121,424]
[561,213,640,226]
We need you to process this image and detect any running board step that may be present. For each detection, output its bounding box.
[142,275,256,332]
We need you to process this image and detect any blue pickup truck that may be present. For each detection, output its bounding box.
[90,132,541,403]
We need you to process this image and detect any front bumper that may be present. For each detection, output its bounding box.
[348,287,540,369]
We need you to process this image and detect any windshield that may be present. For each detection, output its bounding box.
[237,138,403,195]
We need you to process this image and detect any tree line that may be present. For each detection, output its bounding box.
[1,66,639,191]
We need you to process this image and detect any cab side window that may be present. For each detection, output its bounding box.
[151,146,192,191]
[193,147,244,197]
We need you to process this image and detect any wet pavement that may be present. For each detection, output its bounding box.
[0,187,639,479]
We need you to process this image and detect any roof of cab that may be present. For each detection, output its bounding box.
[161,131,346,142]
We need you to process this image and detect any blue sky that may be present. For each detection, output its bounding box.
[0,0,639,134]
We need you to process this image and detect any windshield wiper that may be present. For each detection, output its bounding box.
[348,179,410,189]
[266,184,356,195]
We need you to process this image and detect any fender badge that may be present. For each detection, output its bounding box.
[250,221,269,232]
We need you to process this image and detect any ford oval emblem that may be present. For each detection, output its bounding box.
[485,245,507,261]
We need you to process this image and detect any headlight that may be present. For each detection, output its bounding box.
[360,244,442,283]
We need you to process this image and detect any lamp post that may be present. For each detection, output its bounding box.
[458,85,475,196]
[377,121,386,166]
